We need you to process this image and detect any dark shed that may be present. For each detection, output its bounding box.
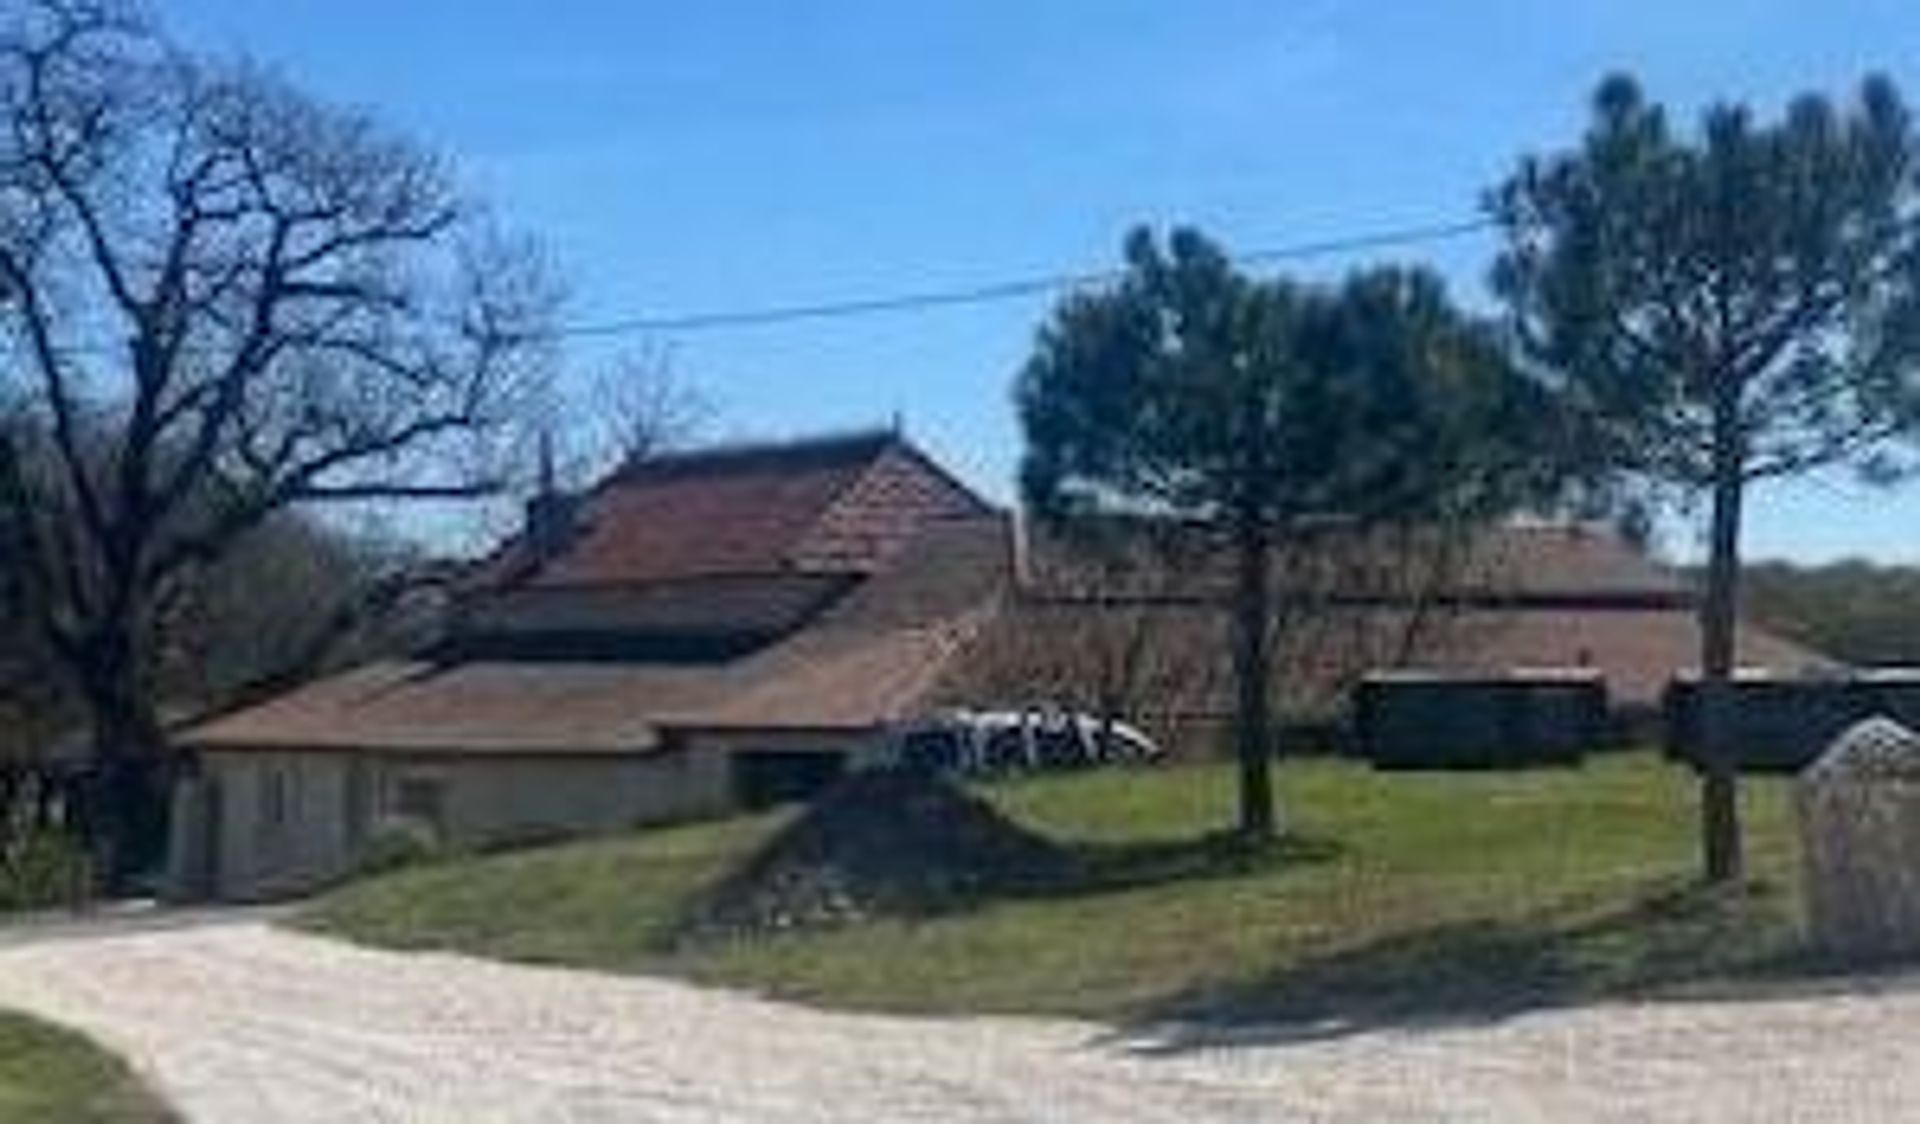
[1354,669,1609,770]
[1665,669,1920,774]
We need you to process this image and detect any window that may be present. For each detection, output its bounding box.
[261,769,289,826]
[254,765,296,850]
[391,775,447,828]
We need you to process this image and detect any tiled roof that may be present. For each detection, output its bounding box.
[1021,520,1686,605]
[452,574,850,650]
[184,620,986,754]
[484,431,990,590]
[1450,522,1687,600]
[812,515,1011,630]
[948,521,1824,719]
[185,428,1832,759]
[942,598,1832,716]
[182,661,686,754]
[1422,606,1829,706]
[182,515,1014,755]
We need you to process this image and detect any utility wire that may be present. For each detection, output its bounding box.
[22,216,1499,356]
[556,216,1496,338]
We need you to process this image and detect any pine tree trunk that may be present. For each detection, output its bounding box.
[1230,518,1277,839]
[1698,414,1746,885]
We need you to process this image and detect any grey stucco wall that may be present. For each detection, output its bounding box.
[177,745,733,902]
[422,748,733,846]
[176,750,359,902]
[171,728,890,902]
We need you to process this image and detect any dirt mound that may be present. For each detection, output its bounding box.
[682,770,1078,939]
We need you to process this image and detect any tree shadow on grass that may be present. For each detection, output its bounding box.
[1108,878,1889,1056]
[1046,831,1346,899]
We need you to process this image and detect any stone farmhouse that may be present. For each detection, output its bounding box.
[169,430,1823,899]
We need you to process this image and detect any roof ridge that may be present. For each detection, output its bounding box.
[604,428,899,485]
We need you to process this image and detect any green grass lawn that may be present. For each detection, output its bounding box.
[300,753,1809,1024]
[0,1012,173,1124]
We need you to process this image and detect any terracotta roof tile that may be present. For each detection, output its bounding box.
[533,437,881,586]
[182,516,1014,755]
[481,432,990,590]
[1021,520,1685,604]
[183,614,989,754]
[942,599,1830,717]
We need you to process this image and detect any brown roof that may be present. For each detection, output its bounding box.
[1394,607,1827,707]
[184,618,986,754]
[941,597,1831,719]
[189,427,1833,760]
[1021,520,1686,605]
[486,432,990,590]
[183,515,1014,755]
[686,617,987,731]
[183,661,685,754]
[947,522,1826,721]
[812,514,1012,630]
[454,574,850,649]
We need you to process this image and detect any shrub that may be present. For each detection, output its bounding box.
[0,827,92,913]
[355,817,446,876]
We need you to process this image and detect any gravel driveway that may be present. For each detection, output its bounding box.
[4,915,1920,1122]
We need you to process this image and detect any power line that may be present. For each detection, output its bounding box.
[15,216,1500,356]
[556,216,1496,338]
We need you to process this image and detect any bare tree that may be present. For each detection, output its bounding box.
[0,2,555,880]
[949,517,1483,758]
[950,523,1220,748]
[584,344,711,474]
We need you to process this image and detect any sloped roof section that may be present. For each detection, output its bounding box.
[183,515,1014,755]
[1021,520,1685,606]
[941,598,1832,717]
[531,432,887,586]
[483,431,990,590]
[451,573,852,658]
[814,514,1012,630]
[181,661,682,755]
[184,621,990,754]
[947,519,1824,720]
[1459,522,1686,600]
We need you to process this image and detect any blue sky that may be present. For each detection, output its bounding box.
[166,1,1920,562]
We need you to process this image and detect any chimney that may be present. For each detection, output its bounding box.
[523,431,579,563]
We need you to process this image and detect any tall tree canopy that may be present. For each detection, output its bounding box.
[1492,73,1920,882]
[1018,227,1547,837]
[0,1,554,879]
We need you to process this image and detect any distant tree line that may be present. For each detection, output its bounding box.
[1723,561,1920,668]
